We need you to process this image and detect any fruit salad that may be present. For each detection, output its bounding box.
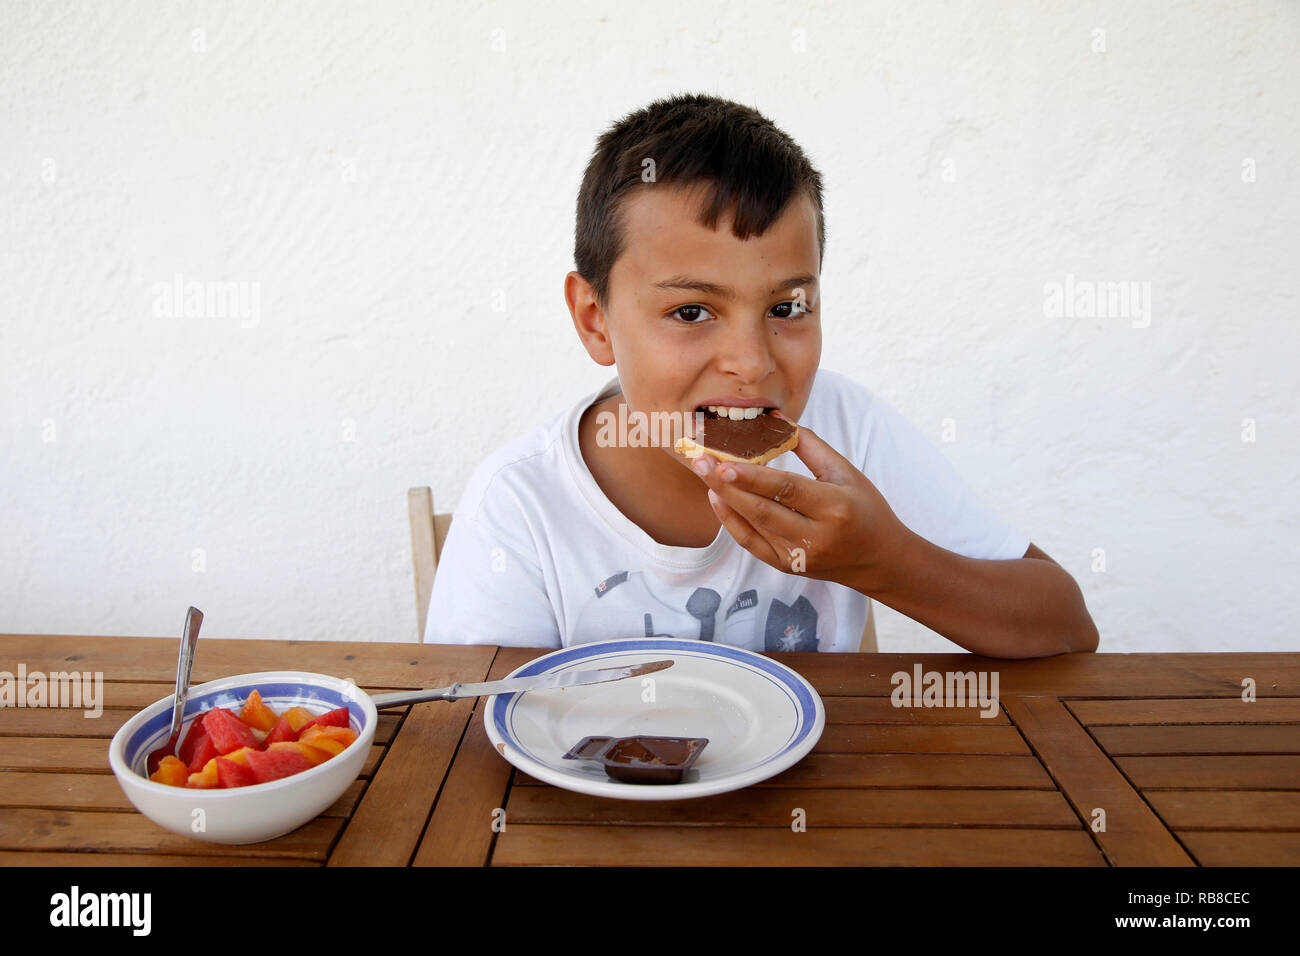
[147,690,358,788]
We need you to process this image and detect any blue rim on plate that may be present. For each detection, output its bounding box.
[484,637,825,800]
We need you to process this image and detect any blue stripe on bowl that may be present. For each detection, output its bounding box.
[489,640,817,768]
[126,682,365,773]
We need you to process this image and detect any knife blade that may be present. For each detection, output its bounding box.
[368,659,674,708]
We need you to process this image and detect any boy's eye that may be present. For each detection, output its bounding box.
[771,301,814,319]
[671,304,713,323]
[669,302,815,323]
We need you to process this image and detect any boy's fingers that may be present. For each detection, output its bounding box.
[706,489,783,567]
[713,460,823,518]
[694,450,816,551]
[709,473,817,543]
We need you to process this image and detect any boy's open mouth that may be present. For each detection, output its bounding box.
[694,405,776,420]
[678,404,798,464]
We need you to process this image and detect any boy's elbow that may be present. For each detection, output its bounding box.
[1062,591,1100,654]
[1070,617,1100,654]
[1020,606,1099,659]
[1046,565,1099,655]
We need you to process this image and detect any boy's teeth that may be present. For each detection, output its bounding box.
[705,405,763,420]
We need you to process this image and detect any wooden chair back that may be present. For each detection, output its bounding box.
[407,487,451,643]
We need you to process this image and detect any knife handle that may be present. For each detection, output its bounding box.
[368,686,459,708]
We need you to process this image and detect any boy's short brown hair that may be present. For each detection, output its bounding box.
[574,93,826,313]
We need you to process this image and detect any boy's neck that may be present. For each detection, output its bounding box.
[578,394,722,549]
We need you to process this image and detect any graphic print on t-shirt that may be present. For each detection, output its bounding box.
[573,569,834,652]
[763,595,820,651]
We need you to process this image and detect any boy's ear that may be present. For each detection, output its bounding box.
[565,271,616,367]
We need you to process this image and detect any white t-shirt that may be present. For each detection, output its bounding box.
[425,368,1028,652]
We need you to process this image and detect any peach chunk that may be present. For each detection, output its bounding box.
[238,690,280,732]
[268,740,330,765]
[298,725,357,757]
[186,756,220,788]
[276,707,314,734]
[149,755,189,787]
[221,746,259,766]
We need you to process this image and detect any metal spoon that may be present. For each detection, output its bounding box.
[145,606,203,775]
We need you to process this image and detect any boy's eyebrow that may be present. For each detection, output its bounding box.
[652,273,819,299]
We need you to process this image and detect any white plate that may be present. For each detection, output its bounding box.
[483,638,825,800]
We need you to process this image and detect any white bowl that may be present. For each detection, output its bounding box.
[109,670,377,845]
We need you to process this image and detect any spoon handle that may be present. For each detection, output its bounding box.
[166,607,204,743]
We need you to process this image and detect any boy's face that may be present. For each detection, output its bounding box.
[568,182,822,461]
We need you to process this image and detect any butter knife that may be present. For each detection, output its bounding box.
[367,659,674,708]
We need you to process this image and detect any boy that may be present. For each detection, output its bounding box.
[426,93,1098,658]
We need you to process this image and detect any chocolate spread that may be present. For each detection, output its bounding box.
[563,734,710,784]
[605,738,701,765]
[695,413,797,460]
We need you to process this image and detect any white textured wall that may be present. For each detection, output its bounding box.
[2,1,1297,652]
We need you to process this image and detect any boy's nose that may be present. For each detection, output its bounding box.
[714,323,776,382]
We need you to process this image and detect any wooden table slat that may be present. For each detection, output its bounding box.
[0,808,340,860]
[1145,791,1300,830]
[0,851,319,867]
[0,771,366,818]
[767,652,1300,698]
[0,635,495,688]
[1069,698,1300,725]
[1116,755,1300,789]
[490,824,1107,866]
[504,786,1083,828]
[1178,832,1300,866]
[1091,724,1300,755]
[814,724,1030,754]
[823,697,1010,724]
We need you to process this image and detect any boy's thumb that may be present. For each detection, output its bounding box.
[772,413,844,483]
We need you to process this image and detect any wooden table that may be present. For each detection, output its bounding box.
[2,635,1297,866]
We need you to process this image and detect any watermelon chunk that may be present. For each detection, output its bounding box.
[215,756,256,788]
[243,747,315,784]
[203,707,263,755]
[177,718,210,765]
[263,715,298,746]
[298,707,351,734]
[187,734,219,774]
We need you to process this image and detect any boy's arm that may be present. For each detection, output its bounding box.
[848,537,1099,659]
[693,404,1100,659]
